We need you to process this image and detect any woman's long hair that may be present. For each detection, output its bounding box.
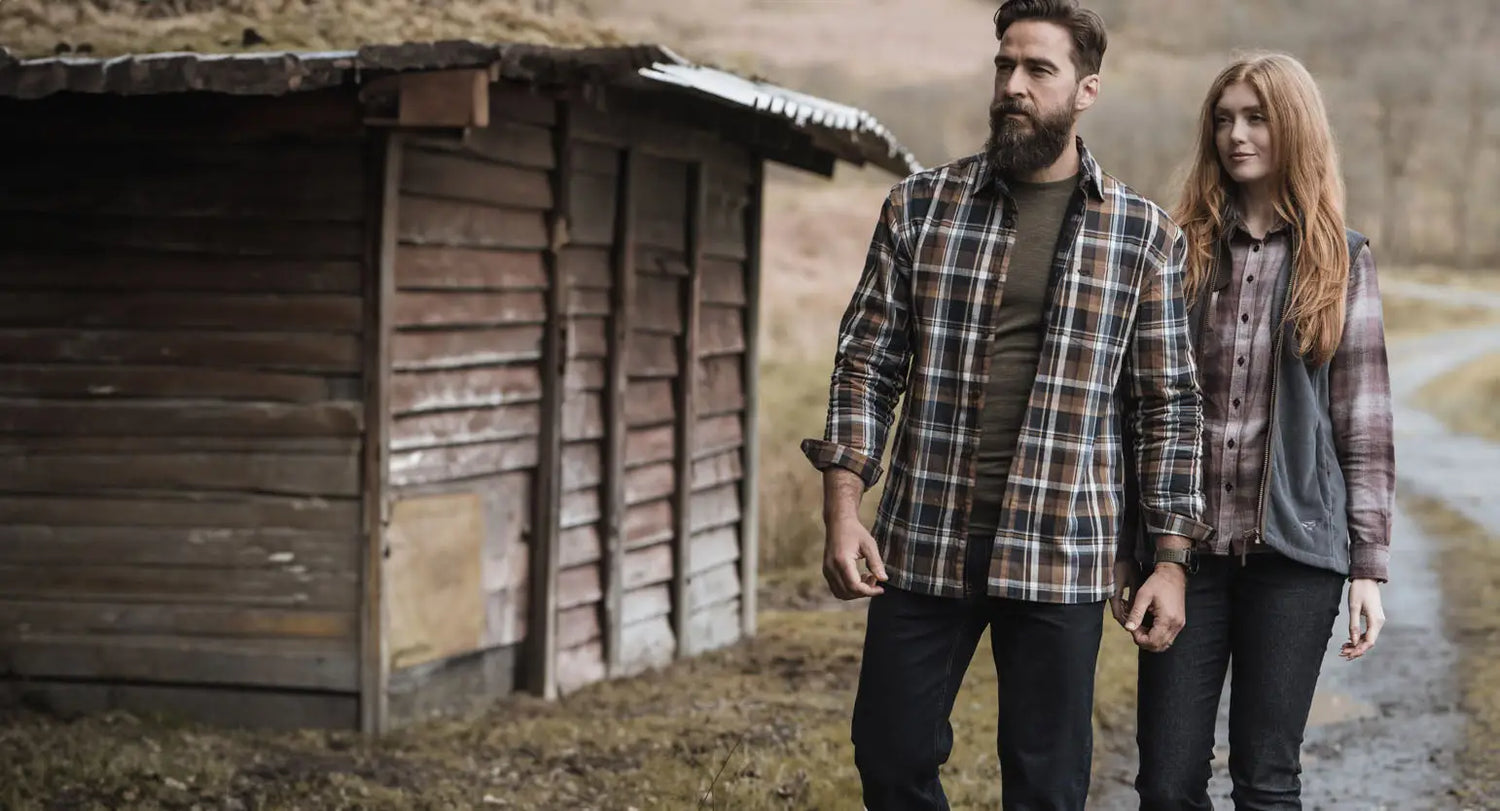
[1174,53,1348,365]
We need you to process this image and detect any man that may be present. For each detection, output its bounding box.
[800,1,1213,808]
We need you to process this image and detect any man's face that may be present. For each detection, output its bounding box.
[985,20,1098,176]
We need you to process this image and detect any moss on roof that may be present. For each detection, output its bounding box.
[0,0,625,60]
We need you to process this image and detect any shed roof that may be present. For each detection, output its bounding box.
[0,41,923,176]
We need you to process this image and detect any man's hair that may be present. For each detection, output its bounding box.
[993,0,1107,78]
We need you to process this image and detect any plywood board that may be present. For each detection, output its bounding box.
[384,492,485,670]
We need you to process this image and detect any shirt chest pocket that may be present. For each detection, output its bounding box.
[1046,244,1141,357]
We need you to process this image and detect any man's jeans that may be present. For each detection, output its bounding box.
[850,524,1104,811]
[1134,553,1345,810]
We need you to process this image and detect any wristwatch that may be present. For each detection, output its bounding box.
[1154,547,1198,576]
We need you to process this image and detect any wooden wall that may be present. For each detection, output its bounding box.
[380,91,559,724]
[0,100,369,728]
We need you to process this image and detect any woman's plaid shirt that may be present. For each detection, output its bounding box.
[802,143,1214,604]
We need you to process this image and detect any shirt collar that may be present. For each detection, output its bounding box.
[979,136,1105,201]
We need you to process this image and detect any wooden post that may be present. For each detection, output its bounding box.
[528,98,572,700]
[739,156,765,639]
[674,162,706,656]
[359,132,402,734]
[603,149,638,676]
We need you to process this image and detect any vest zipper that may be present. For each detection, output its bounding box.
[1245,249,1299,564]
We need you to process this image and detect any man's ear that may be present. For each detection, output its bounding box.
[1075,74,1100,113]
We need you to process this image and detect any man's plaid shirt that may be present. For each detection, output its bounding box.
[802,141,1214,604]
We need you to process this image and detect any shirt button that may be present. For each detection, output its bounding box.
[1247,275,1255,283]
[1237,357,1246,367]
[1225,483,1235,492]
[1241,313,1250,323]
[1233,398,1241,408]
[1227,439,1236,448]
[1252,243,1261,253]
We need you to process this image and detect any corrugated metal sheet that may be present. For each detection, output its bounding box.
[0,41,921,176]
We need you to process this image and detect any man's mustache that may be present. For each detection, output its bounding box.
[991,100,1036,121]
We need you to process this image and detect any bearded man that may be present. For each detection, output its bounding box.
[800,1,1213,808]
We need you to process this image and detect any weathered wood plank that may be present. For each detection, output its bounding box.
[559,524,603,570]
[703,182,750,260]
[625,425,675,467]
[565,359,606,392]
[488,86,558,127]
[624,499,674,550]
[6,142,364,182]
[568,171,618,248]
[696,414,745,458]
[392,403,541,451]
[0,526,357,570]
[690,526,740,577]
[696,355,745,416]
[391,365,542,414]
[401,149,552,210]
[0,600,355,640]
[0,564,356,609]
[686,597,741,656]
[392,326,544,371]
[602,147,636,678]
[556,641,606,696]
[0,493,359,531]
[0,364,332,403]
[562,442,603,491]
[634,155,689,251]
[0,436,360,455]
[691,484,742,534]
[632,273,684,335]
[699,306,747,356]
[673,164,706,659]
[0,329,360,373]
[562,392,605,442]
[558,564,602,611]
[561,489,602,530]
[625,463,675,506]
[622,542,674,591]
[741,157,764,639]
[556,604,601,650]
[567,318,608,359]
[389,437,539,487]
[0,213,366,258]
[626,333,679,378]
[0,399,363,437]
[700,258,747,306]
[688,562,742,613]
[636,246,690,278]
[624,380,674,427]
[621,583,671,625]
[692,450,743,492]
[395,245,547,291]
[616,614,675,677]
[560,247,612,290]
[0,253,361,294]
[387,642,516,727]
[567,288,612,318]
[398,197,549,251]
[0,452,359,498]
[393,291,546,329]
[0,293,362,333]
[4,634,357,691]
[570,142,620,176]
[459,122,555,169]
[1,679,359,731]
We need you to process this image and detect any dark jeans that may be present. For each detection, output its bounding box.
[1134,553,1345,811]
[851,521,1104,811]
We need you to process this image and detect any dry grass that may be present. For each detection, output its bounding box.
[0,0,622,59]
[1379,295,1500,341]
[1413,353,1500,444]
[1401,496,1500,803]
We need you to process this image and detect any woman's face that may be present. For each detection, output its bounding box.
[1214,81,1276,188]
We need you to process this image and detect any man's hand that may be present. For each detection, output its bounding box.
[1341,579,1385,660]
[1125,563,1187,652]
[820,467,888,600]
[822,515,888,600]
[1110,559,1141,628]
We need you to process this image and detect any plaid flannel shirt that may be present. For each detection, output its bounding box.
[802,141,1214,603]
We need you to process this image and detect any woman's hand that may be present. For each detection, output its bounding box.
[1341,578,1385,660]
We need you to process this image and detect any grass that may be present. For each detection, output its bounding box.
[1413,353,1500,444]
[1401,496,1500,804]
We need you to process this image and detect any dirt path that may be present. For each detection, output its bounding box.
[1090,280,1500,809]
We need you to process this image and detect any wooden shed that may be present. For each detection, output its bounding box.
[0,41,917,733]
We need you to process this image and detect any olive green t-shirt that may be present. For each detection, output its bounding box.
[970,174,1079,535]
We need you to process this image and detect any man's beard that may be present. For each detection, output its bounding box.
[984,96,1077,177]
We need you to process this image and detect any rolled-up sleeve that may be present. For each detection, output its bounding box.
[1126,225,1214,544]
[1330,243,1394,582]
[800,188,913,489]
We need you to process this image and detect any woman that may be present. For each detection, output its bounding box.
[1120,52,1395,809]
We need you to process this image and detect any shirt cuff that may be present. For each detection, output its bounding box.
[1143,506,1215,545]
[800,438,883,489]
[1349,543,1390,582]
